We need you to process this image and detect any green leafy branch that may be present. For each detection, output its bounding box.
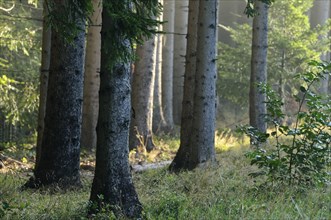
[238,61,331,187]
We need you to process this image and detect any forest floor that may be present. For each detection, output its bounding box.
[0,133,330,219]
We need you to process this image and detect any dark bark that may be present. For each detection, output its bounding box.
[170,0,199,171]
[27,16,86,188]
[89,7,142,218]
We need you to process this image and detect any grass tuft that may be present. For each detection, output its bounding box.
[0,135,330,219]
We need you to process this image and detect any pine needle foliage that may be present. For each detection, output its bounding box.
[102,0,162,68]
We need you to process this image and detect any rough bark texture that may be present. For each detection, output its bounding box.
[35,1,51,171]
[189,0,217,168]
[30,16,86,187]
[129,36,157,152]
[89,8,142,218]
[171,0,217,170]
[170,0,199,171]
[249,0,268,133]
[173,0,188,125]
[81,0,101,151]
[310,0,330,95]
[162,0,175,130]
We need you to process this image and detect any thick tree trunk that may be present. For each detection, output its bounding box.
[81,0,101,151]
[189,0,217,168]
[171,0,217,171]
[89,8,142,218]
[30,18,86,187]
[153,3,167,134]
[162,0,175,130]
[129,36,157,152]
[173,0,188,125]
[35,1,51,171]
[170,0,199,171]
[249,0,268,134]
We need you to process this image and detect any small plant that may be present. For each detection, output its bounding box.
[238,61,331,187]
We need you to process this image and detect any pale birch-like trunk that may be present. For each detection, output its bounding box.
[310,0,330,95]
[81,0,101,151]
[173,0,188,125]
[170,0,199,171]
[129,37,157,152]
[162,0,175,130]
[249,0,268,134]
[35,1,51,171]
[153,1,167,134]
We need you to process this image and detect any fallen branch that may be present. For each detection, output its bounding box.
[0,153,28,167]
[131,160,171,173]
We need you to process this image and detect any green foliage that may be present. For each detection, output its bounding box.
[245,0,275,17]
[0,2,41,145]
[0,75,38,127]
[238,61,331,187]
[218,0,330,118]
[45,0,93,42]
[102,0,162,68]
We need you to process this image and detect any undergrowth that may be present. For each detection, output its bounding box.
[0,147,330,219]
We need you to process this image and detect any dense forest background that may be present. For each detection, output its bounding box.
[0,0,330,219]
[0,0,330,145]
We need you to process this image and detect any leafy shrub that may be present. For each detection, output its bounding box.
[238,61,331,187]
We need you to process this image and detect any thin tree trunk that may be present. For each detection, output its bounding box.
[29,17,86,187]
[249,0,268,134]
[162,0,175,130]
[170,0,199,171]
[173,0,188,125]
[89,7,142,217]
[35,1,51,171]
[129,35,157,152]
[153,1,167,134]
[81,0,102,151]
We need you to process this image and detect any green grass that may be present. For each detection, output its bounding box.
[0,138,330,219]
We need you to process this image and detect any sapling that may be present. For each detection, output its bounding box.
[238,61,331,187]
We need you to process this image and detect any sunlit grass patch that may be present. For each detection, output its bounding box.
[215,129,250,153]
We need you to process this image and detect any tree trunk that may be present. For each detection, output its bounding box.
[89,7,142,218]
[81,0,102,151]
[249,0,268,134]
[170,0,199,171]
[171,0,217,171]
[173,0,188,125]
[189,0,217,168]
[310,0,330,95]
[29,16,86,187]
[35,0,51,171]
[162,0,175,130]
[129,35,157,152]
[153,2,167,134]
